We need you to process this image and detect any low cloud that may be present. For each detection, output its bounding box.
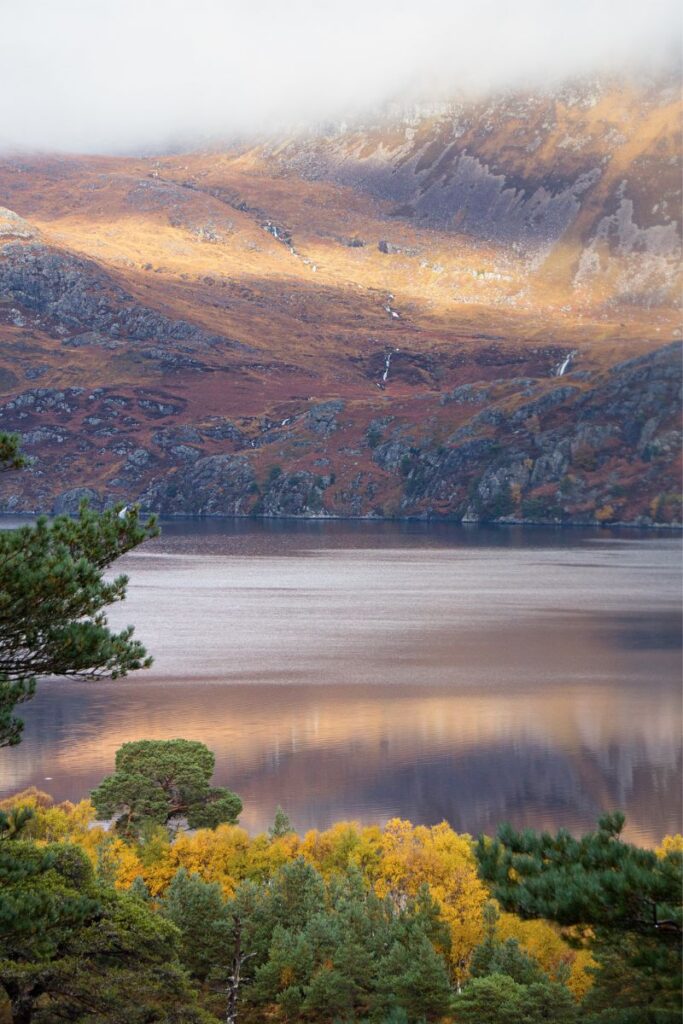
[0,0,680,154]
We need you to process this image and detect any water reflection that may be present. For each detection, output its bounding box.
[0,520,680,844]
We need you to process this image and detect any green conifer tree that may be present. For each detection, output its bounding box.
[0,839,217,1024]
[268,805,294,839]
[476,814,682,1021]
[161,868,229,982]
[0,488,158,745]
[91,739,242,835]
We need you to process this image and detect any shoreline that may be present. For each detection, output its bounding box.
[1,509,681,531]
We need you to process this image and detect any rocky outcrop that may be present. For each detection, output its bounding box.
[392,343,682,523]
[269,77,681,305]
[139,454,256,515]
[0,82,680,525]
[257,470,329,516]
[0,243,251,353]
[3,386,85,414]
[1,337,680,525]
[306,401,344,436]
[1,343,680,524]
[52,487,102,514]
[0,208,38,240]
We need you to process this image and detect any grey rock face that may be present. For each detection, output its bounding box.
[152,425,203,449]
[24,365,50,380]
[279,126,599,252]
[52,487,101,514]
[306,400,344,436]
[372,436,413,472]
[270,83,680,309]
[440,384,491,406]
[200,419,245,443]
[260,470,326,516]
[0,208,36,240]
[530,446,571,484]
[137,397,183,418]
[474,462,532,505]
[169,444,201,463]
[0,243,251,353]
[125,448,153,469]
[0,387,84,419]
[395,342,681,521]
[21,426,69,445]
[139,454,256,515]
[510,386,580,425]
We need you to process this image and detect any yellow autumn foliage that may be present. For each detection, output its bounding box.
[566,948,598,1001]
[0,786,53,810]
[498,912,595,999]
[100,835,146,889]
[302,821,382,878]
[247,830,301,880]
[595,503,615,522]
[1,791,597,994]
[2,787,104,860]
[161,824,251,897]
[656,833,683,857]
[373,819,489,983]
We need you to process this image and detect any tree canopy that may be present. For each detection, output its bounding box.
[5,785,679,1023]
[217,860,453,1023]
[0,838,218,1024]
[0,433,24,473]
[475,812,682,935]
[476,813,683,1022]
[91,739,243,835]
[0,454,158,744]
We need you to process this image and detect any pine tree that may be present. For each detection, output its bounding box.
[0,432,24,472]
[518,981,579,1023]
[0,839,217,1023]
[476,813,681,934]
[453,973,527,1024]
[581,931,683,1023]
[375,931,453,1020]
[161,868,229,982]
[0,497,158,746]
[0,804,34,840]
[129,874,151,901]
[91,738,242,835]
[476,814,682,1020]
[453,973,579,1024]
[268,805,294,839]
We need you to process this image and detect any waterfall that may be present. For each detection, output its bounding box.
[554,350,577,377]
[380,348,399,385]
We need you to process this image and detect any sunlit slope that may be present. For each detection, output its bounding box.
[0,76,680,522]
[265,76,681,309]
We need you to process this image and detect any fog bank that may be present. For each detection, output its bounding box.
[0,0,680,153]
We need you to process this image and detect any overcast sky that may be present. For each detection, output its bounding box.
[0,0,680,154]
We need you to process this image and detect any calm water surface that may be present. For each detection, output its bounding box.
[1,519,680,844]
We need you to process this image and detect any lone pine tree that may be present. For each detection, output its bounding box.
[0,431,158,745]
[91,739,242,835]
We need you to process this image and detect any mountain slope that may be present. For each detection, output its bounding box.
[0,75,680,524]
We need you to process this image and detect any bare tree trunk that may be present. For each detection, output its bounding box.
[2,981,36,1024]
[225,955,240,1024]
[225,921,255,1024]
[11,995,33,1024]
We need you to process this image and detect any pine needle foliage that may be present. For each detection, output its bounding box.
[475,813,682,935]
[0,498,158,745]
